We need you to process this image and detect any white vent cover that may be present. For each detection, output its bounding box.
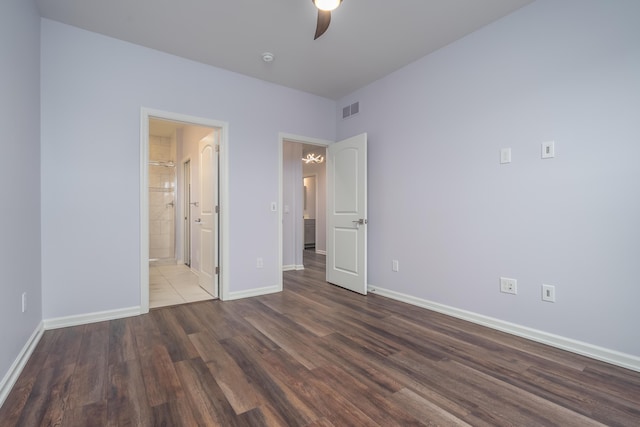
[342,101,359,119]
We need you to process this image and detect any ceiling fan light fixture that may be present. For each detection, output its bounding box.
[314,0,342,12]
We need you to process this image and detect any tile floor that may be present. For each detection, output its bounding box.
[149,262,215,309]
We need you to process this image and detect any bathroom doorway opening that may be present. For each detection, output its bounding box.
[141,109,229,313]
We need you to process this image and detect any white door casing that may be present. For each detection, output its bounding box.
[198,133,218,297]
[141,108,229,313]
[326,133,367,294]
[183,158,191,266]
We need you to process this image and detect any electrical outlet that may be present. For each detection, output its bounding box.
[542,284,556,302]
[256,257,264,268]
[22,292,27,313]
[392,260,399,272]
[500,277,517,295]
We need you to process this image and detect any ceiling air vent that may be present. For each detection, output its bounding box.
[342,101,359,119]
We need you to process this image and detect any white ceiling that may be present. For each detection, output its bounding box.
[36,0,534,100]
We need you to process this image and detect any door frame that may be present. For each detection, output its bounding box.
[182,157,192,267]
[140,108,229,313]
[278,133,332,274]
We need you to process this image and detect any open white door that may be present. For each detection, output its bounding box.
[326,133,367,294]
[197,133,219,297]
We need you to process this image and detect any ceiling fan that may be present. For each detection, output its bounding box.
[313,0,343,40]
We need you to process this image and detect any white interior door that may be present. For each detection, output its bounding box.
[197,134,218,297]
[326,133,367,294]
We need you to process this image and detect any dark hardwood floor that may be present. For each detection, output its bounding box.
[1,250,639,426]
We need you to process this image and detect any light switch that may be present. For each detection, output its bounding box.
[542,141,555,159]
[270,202,277,212]
[500,148,511,164]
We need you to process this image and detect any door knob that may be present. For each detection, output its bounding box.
[194,218,202,223]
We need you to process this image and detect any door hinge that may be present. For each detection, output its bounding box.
[215,205,219,214]
[215,144,220,152]
[215,266,220,275]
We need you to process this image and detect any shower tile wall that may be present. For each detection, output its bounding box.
[149,135,176,260]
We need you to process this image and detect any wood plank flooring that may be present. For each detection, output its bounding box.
[1,250,639,426]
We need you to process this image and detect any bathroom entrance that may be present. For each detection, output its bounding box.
[141,109,229,312]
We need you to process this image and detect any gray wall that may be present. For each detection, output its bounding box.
[0,0,42,394]
[338,0,640,356]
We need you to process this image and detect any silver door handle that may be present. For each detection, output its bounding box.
[352,218,367,228]
[194,218,202,223]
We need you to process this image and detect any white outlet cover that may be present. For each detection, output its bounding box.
[500,277,517,294]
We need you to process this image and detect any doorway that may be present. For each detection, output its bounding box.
[279,133,330,273]
[141,109,229,313]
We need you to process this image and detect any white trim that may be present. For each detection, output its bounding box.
[140,108,230,310]
[278,132,333,285]
[368,285,640,373]
[181,155,193,266]
[0,322,44,408]
[44,306,141,330]
[225,285,281,301]
[140,114,150,313]
[315,249,327,255]
[282,264,305,271]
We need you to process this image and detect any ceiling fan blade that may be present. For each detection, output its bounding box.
[314,10,331,40]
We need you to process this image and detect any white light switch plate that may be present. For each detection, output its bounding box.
[500,148,512,164]
[542,141,555,159]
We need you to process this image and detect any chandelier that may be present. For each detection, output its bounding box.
[302,153,325,164]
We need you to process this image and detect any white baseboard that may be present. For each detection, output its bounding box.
[368,285,640,373]
[0,321,44,408]
[282,265,305,271]
[315,250,326,255]
[225,285,282,301]
[43,306,141,330]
